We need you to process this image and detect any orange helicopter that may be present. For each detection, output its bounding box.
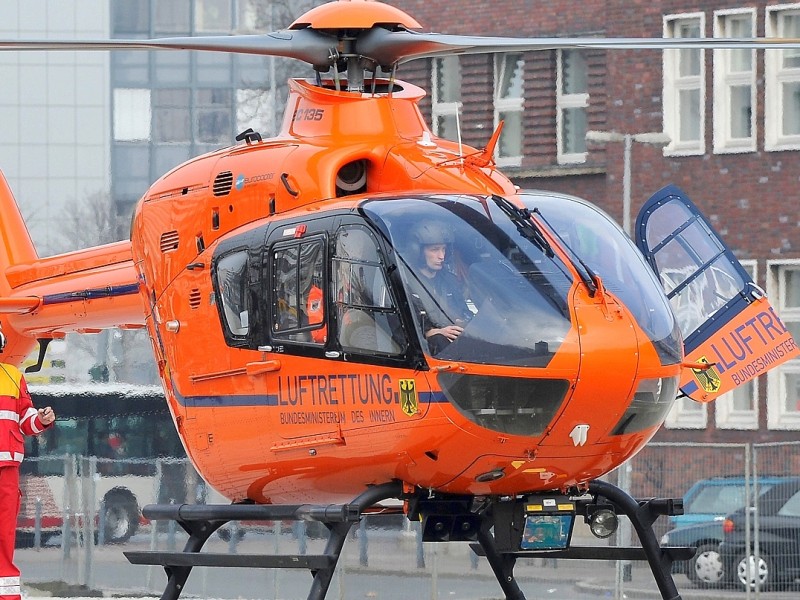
[1,2,798,600]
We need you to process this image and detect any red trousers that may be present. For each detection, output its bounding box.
[0,466,20,600]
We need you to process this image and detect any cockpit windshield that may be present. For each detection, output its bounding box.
[519,192,682,365]
[361,195,574,367]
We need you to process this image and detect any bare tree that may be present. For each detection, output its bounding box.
[56,190,124,253]
[236,0,324,136]
[54,192,158,385]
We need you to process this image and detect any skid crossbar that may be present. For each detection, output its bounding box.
[124,481,403,600]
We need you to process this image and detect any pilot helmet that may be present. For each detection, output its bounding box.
[0,323,5,353]
[412,220,454,247]
[411,220,453,266]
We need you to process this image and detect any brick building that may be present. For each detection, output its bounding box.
[389,0,800,442]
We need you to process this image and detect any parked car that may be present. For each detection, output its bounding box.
[661,475,788,588]
[671,475,788,529]
[719,477,800,591]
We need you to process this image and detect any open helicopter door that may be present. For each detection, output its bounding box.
[635,185,799,403]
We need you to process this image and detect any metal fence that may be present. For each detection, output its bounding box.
[15,443,800,599]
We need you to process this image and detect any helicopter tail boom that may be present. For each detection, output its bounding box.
[0,170,144,366]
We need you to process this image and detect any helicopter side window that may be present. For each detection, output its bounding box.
[333,225,405,355]
[216,251,250,338]
[272,238,326,344]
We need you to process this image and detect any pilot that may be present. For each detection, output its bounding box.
[407,220,472,354]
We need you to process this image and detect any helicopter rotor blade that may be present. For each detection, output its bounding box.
[3,24,800,73]
[0,28,339,69]
[357,27,800,67]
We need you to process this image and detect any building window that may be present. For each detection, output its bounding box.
[153,89,191,143]
[713,9,756,154]
[665,396,707,429]
[664,13,705,156]
[195,88,233,143]
[113,89,152,142]
[154,0,191,35]
[767,261,800,429]
[196,0,233,32]
[432,56,462,142]
[112,1,150,35]
[556,50,588,164]
[715,260,758,429]
[494,53,525,166]
[765,6,800,151]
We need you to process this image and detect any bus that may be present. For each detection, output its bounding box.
[19,384,192,544]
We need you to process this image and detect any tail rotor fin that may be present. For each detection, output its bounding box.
[0,170,40,363]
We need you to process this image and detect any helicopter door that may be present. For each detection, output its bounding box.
[635,184,799,402]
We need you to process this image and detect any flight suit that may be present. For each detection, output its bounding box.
[0,363,49,600]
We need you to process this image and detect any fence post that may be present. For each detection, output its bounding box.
[167,498,177,551]
[80,456,97,589]
[61,504,71,560]
[273,519,282,599]
[97,500,106,546]
[227,521,240,554]
[295,520,307,555]
[60,454,78,584]
[745,444,752,600]
[415,520,425,568]
[615,461,633,600]
[430,542,438,600]
[34,498,42,550]
[359,519,368,566]
[752,444,760,599]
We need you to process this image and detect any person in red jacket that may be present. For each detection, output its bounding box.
[0,325,55,600]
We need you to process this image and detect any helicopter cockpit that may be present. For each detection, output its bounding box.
[362,191,682,368]
[363,195,574,367]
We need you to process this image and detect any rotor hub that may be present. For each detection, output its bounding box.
[290,0,421,31]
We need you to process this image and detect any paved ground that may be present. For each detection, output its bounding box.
[16,527,799,599]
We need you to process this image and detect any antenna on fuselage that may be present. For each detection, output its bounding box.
[456,103,464,167]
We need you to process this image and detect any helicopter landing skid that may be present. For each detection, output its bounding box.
[124,480,404,600]
[469,479,694,600]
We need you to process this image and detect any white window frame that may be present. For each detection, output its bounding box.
[663,12,706,156]
[493,53,525,167]
[715,260,759,429]
[765,4,800,151]
[713,8,757,154]
[431,56,462,141]
[665,396,708,429]
[766,260,800,429]
[556,49,588,165]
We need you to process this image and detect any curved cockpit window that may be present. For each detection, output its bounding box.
[520,193,682,365]
[362,195,574,367]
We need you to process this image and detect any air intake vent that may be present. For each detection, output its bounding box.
[189,289,201,309]
[160,231,179,253]
[213,171,234,196]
